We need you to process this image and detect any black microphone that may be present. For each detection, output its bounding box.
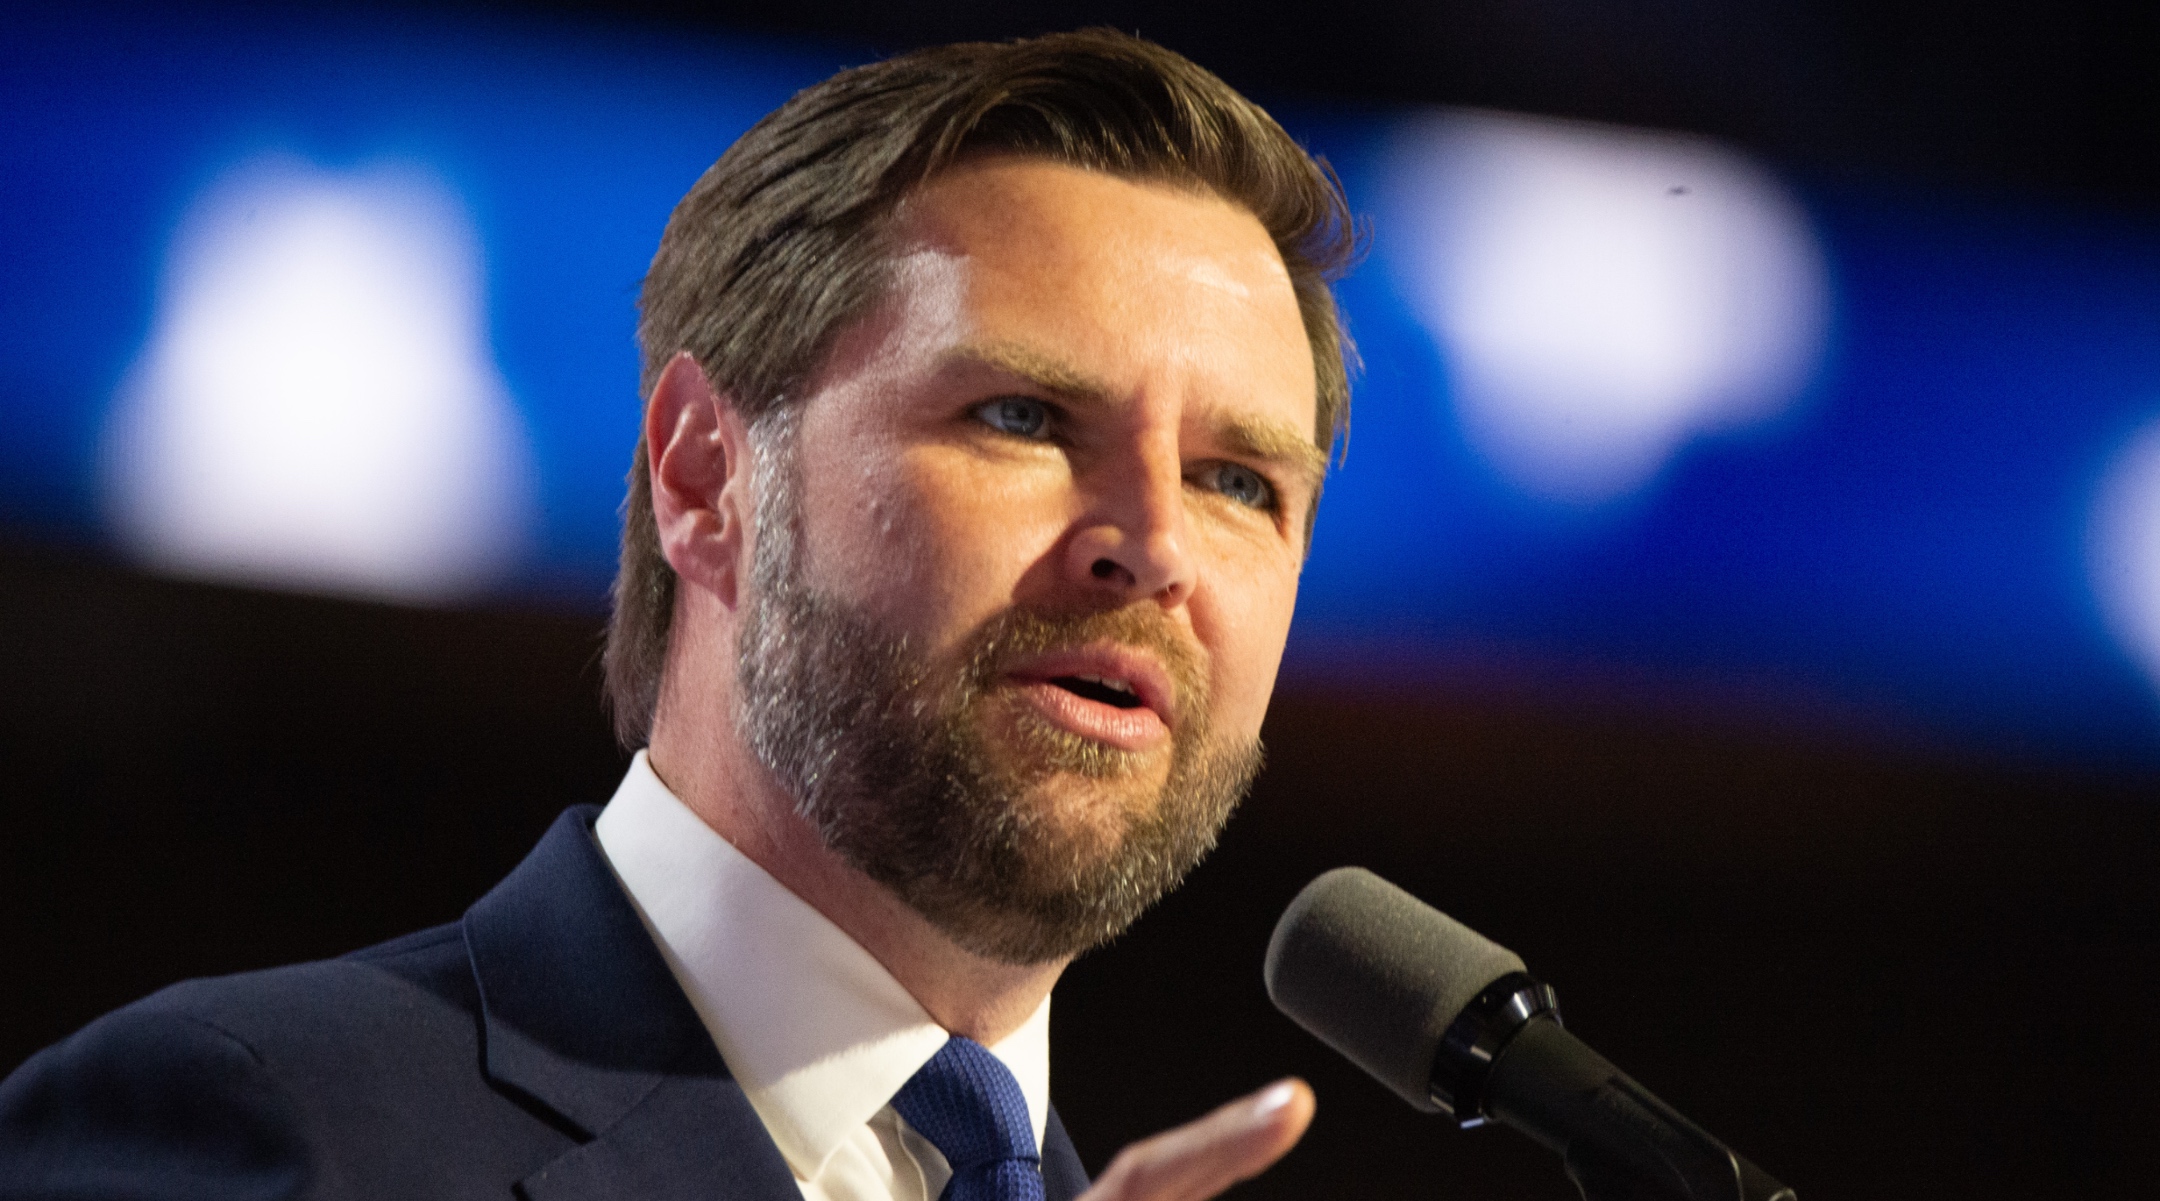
[1265,867,1795,1201]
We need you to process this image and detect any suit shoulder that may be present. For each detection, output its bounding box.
[0,923,565,1197]
[115,924,484,1082]
[0,921,474,1112]
[347,920,464,964]
[0,1001,312,1199]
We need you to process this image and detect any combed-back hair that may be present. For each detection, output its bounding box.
[606,28,1358,747]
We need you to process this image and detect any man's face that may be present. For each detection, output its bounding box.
[737,158,1323,963]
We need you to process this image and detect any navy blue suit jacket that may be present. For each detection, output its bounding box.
[0,807,1093,1200]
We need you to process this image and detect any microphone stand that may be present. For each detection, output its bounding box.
[1428,975,1797,1201]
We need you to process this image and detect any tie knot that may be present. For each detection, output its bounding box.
[891,1037,1042,1199]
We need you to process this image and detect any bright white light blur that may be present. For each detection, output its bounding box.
[103,157,534,602]
[1384,110,1830,503]
[2090,417,2160,698]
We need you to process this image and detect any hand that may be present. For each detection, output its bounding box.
[1076,1078,1316,1201]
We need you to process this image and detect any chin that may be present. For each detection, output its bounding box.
[1013,776,1157,863]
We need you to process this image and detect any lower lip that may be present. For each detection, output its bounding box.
[1012,681,1169,752]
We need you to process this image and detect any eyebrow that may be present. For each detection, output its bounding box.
[946,340,1330,489]
[1218,412,1331,493]
[944,342,1113,404]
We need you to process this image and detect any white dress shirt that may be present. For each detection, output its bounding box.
[594,751,1052,1201]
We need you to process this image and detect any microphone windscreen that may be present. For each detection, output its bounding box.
[1265,867,1526,1111]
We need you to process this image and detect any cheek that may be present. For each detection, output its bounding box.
[1194,538,1300,740]
[806,447,1069,642]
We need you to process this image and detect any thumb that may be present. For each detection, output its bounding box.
[1077,1078,1316,1201]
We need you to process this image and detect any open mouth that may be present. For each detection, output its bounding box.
[1011,652,1173,751]
[1050,674,1145,710]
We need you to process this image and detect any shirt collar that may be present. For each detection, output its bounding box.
[593,751,1052,1181]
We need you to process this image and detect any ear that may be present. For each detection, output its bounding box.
[646,351,754,609]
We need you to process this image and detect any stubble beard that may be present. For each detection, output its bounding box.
[735,411,1264,965]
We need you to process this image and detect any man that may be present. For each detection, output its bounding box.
[0,29,1355,1200]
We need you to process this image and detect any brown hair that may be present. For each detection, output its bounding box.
[605,28,1358,747]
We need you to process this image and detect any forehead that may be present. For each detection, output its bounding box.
[883,159,1319,433]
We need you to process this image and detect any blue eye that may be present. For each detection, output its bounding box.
[974,397,1050,439]
[1208,463,1275,510]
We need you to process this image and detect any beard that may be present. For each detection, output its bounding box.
[734,417,1263,965]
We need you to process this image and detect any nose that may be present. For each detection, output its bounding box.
[1064,438,1197,606]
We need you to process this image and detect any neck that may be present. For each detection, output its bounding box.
[645,721,1066,1046]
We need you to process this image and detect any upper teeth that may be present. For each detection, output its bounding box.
[1076,674,1134,694]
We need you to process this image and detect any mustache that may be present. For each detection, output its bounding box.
[958,603,1209,724]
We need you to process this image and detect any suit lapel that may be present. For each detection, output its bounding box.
[518,1070,807,1201]
[464,806,801,1201]
[1041,1108,1092,1201]
[466,806,1099,1201]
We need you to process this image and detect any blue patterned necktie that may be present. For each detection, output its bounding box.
[890,1036,1046,1201]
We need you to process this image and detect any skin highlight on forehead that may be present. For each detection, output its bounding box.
[894,160,1310,363]
[1176,255,1276,300]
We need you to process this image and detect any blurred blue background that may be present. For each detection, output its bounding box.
[10,6,2160,1197]
[9,1,2160,763]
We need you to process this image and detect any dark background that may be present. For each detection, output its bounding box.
[480,0,2160,209]
[9,0,2160,1196]
[8,529,2158,1198]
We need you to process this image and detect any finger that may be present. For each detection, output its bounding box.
[1079,1078,1315,1201]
